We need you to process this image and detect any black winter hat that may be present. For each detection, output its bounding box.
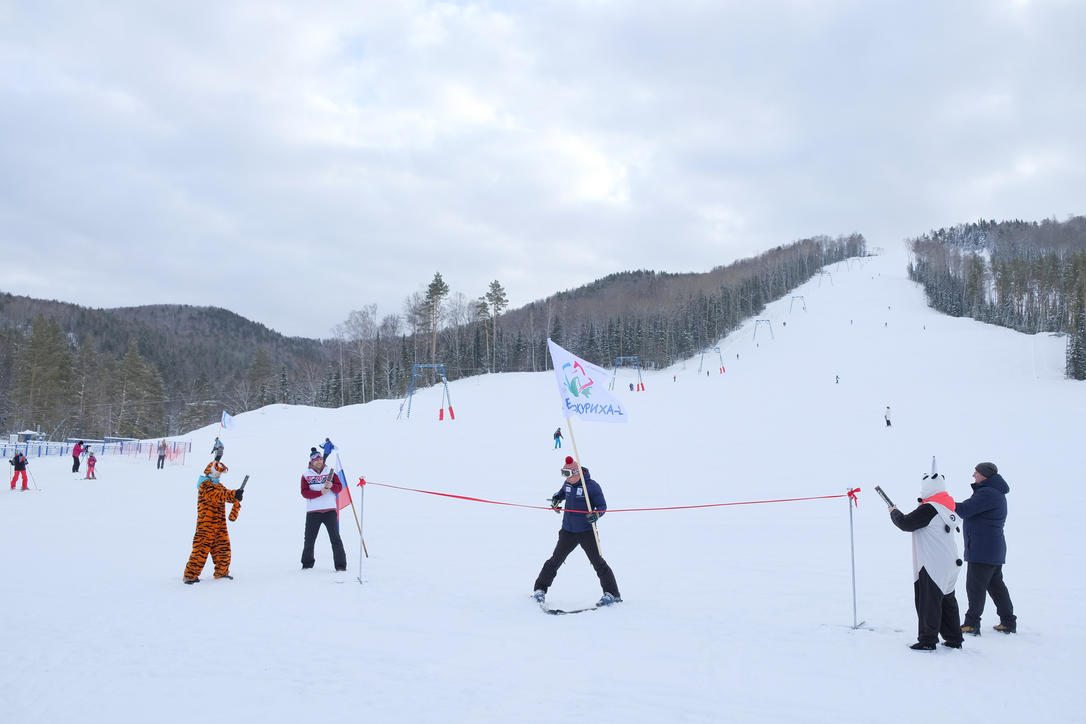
[975,462,998,478]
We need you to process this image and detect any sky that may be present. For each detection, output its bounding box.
[1,0,1084,337]
[3,250,1084,723]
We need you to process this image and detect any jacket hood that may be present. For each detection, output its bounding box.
[976,473,1010,495]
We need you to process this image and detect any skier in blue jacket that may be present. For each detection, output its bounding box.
[956,462,1017,635]
[533,456,621,607]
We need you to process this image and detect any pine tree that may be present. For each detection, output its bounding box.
[13,316,74,437]
[485,280,508,371]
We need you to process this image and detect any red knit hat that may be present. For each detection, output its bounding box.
[561,456,580,471]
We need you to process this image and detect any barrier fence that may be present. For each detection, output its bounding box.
[2,440,192,463]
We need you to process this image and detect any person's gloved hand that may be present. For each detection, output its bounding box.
[234,488,245,502]
[549,495,562,513]
[585,512,600,524]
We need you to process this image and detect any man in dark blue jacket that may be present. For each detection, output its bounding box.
[956,462,1017,635]
[533,456,621,607]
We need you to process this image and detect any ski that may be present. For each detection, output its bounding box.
[539,600,603,615]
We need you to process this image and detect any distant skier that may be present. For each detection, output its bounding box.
[321,437,335,461]
[9,452,29,491]
[157,440,168,469]
[72,441,84,473]
[300,450,347,572]
[885,406,892,427]
[887,461,964,651]
[183,461,244,584]
[84,452,97,480]
[211,437,224,462]
[836,375,840,384]
[533,456,621,608]
[553,428,563,449]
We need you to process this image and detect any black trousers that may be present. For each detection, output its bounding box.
[963,562,1016,628]
[914,568,963,645]
[534,529,620,597]
[157,455,166,469]
[301,510,347,570]
[72,455,80,473]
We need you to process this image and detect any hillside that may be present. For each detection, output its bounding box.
[2,248,1082,723]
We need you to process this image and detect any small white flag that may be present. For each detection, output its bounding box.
[221,411,235,430]
[547,339,629,423]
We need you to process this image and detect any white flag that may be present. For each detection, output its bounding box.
[221,411,235,430]
[547,339,629,423]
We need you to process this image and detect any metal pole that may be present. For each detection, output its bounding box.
[357,476,367,585]
[565,418,602,555]
[848,489,864,629]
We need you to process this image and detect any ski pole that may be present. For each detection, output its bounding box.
[28,469,41,491]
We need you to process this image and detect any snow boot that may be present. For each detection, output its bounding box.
[597,592,621,606]
[941,641,962,649]
[909,642,937,651]
[960,624,981,636]
[994,623,1016,634]
[183,578,200,585]
[532,590,546,603]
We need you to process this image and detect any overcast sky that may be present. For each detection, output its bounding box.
[1,1,1083,338]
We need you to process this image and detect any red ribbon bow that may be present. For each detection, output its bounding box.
[847,488,861,507]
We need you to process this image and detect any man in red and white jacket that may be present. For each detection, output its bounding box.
[300,449,347,571]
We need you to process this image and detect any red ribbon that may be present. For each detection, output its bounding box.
[359,476,859,513]
[847,488,861,507]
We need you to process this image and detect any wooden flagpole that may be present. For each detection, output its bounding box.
[565,418,602,555]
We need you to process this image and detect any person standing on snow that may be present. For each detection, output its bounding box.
[300,450,347,571]
[887,463,965,651]
[9,451,29,490]
[157,440,168,469]
[553,427,563,449]
[211,437,224,462]
[957,462,1017,635]
[72,440,84,473]
[84,451,97,480]
[321,437,334,461]
[533,456,621,607]
[183,461,244,584]
[884,406,892,427]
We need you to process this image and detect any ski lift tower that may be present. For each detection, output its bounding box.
[816,270,834,286]
[753,320,775,341]
[609,356,645,391]
[790,295,807,313]
[398,364,455,420]
[698,346,725,374]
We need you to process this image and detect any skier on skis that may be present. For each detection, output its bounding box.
[211,437,225,462]
[533,456,621,607]
[553,428,563,449]
[9,452,29,490]
[84,451,97,480]
[887,461,964,650]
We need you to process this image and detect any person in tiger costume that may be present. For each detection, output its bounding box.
[183,460,244,584]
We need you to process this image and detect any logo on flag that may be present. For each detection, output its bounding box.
[547,339,628,423]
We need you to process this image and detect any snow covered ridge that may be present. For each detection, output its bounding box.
[3,251,1084,724]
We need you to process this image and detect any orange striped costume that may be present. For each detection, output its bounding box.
[183,462,241,582]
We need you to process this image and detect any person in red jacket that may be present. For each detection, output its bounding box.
[72,441,84,473]
[84,452,97,479]
[300,449,347,571]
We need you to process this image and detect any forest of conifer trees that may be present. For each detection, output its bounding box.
[907,216,1086,379]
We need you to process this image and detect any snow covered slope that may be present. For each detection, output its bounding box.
[3,250,1084,724]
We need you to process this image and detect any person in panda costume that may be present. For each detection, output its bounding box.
[887,459,965,651]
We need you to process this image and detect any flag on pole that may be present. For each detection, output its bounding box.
[547,339,629,423]
[333,451,353,512]
[221,411,235,430]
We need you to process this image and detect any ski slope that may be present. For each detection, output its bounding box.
[3,249,1084,724]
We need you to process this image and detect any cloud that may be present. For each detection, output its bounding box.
[1,0,1083,336]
